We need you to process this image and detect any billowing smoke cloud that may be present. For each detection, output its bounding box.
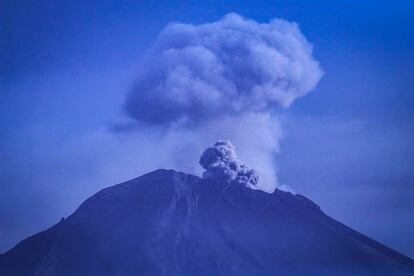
[199,140,258,188]
[123,13,322,192]
[125,13,321,126]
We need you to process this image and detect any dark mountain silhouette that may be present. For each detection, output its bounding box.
[1,169,413,275]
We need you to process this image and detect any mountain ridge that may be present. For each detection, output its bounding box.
[1,169,414,275]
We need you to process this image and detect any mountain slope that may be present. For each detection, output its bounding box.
[1,169,413,275]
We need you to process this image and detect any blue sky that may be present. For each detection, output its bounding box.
[1,0,414,257]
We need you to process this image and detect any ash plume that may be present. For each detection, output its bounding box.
[199,140,258,188]
[122,13,322,192]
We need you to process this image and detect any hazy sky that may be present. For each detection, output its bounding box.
[1,0,414,257]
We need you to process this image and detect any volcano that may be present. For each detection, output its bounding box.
[1,169,413,275]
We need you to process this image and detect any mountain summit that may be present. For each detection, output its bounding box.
[1,169,413,275]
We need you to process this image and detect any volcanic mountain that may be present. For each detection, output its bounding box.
[1,169,414,275]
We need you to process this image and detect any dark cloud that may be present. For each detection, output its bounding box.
[199,140,258,188]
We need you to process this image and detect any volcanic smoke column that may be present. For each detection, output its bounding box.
[199,140,259,189]
[123,13,323,192]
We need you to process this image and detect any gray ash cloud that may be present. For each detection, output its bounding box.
[124,13,322,126]
[199,140,258,188]
[120,13,322,192]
